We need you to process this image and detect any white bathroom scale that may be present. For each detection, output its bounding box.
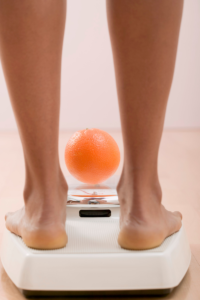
[1,191,191,297]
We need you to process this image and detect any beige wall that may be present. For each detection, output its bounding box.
[0,0,199,131]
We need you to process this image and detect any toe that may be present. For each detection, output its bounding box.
[5,210,21,237]
[168,211,182,236]
[5,212,12,221]
[5,212,14,231]
[173,211,182,220]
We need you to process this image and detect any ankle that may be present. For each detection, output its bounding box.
[23,167,68,206]
[117,167,162,207]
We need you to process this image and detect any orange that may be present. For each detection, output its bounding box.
[64,128,120,184]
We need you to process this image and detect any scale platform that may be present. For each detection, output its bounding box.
[1,199,191,297]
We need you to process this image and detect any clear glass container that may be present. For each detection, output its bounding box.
[67,175,119,206]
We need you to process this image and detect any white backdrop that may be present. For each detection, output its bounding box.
[0,0,199,131]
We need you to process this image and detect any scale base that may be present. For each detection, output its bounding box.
[1,206,191,296]
[22,288,173,297]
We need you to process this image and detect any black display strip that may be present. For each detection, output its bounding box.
[79,210,111,218]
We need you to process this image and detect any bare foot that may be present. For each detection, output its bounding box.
[117,178,182,250]
[5,173,68,250]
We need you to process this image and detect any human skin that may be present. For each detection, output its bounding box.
[106,0,183,249]
[0,0,68,249]
[0,0,183,250]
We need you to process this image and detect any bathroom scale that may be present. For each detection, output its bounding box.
[1,186,191,297]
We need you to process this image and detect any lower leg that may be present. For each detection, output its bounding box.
[0,0,67,249]
[106,0,183,249]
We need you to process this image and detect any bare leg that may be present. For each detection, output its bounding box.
[0,0,68,249]
[106,0,183,249]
